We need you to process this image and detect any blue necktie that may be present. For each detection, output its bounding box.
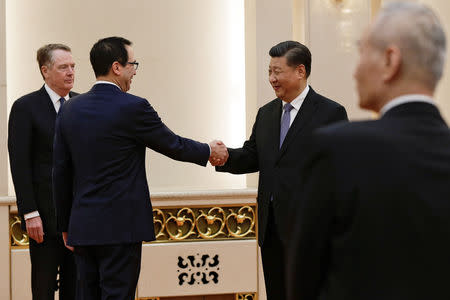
[280,103,294,148]
[58,97,65,113]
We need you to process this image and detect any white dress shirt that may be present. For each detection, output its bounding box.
[281,85,310,127]
[44,84,69,113]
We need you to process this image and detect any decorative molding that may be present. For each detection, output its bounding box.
[10,205,256,246]
[155,205,256,241]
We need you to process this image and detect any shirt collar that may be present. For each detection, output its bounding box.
[95,80,121,90]
[380,94,435,116]
[44,84,69,106]
[282,84,310,111]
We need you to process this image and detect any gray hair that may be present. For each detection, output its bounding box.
[371,2,446,89]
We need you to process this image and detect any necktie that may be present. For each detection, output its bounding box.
[280,103,294,148]
[58,97,65,113]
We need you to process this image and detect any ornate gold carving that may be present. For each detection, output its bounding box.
[226,206,255,238]
[155,205,256,242]
[166,208,196,240]
[10,215,29,246]
[196,207,226,239]
[236,293,257,300]
[9,204,256,246]
[153,208,167,239]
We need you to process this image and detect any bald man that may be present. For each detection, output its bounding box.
[286,2,450,299]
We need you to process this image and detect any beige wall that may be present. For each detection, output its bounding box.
[3,0,450,194]
[0,0,7,195]
[5,0,247,195]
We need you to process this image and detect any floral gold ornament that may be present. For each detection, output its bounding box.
[10,204,256,246]
[165,208,196,240]
[196,207,227,239]
[10,215,29,246]
[226,206,255,238]
[153,208,167,239]
[236,293,257,300]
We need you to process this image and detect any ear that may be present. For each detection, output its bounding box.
[296,64,306,80]
[41,65,48,79]
[111,61,122,76]
[382,45,401,82]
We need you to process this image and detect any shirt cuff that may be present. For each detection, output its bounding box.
[24,211,40,220]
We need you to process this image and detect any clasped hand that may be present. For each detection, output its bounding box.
[209,140,229,166]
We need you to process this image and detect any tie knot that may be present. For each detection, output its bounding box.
[59,97,65,106]
[284,103,293,113]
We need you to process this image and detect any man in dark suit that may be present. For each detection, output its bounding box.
[214,41,348,299]
[53,36,227,300]
[8,44,77,300]
[286,3,450,300]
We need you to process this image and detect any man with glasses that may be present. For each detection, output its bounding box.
[8,44,78,300]
[52,36,228,299]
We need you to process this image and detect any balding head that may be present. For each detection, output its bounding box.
[370,2,446,89]
[354,2,446,113]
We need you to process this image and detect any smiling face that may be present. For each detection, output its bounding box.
[41,49,75,97]
[268,56,304,103]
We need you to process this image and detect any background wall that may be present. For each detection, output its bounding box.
[5,0,247,194]
[2,0,450,196]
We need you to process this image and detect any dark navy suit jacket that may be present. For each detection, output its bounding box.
[53,83,210,246]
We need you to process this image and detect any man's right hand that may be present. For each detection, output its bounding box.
[25,216,44,243]
[209,140,229,166]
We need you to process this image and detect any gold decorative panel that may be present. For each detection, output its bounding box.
[236,293,257,300]
[10,215,28,247]
[10,205,256,246]
[155,205,256,242]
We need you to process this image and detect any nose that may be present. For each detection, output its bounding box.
[269,73,276,83]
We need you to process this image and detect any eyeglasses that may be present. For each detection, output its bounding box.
[127,61,139,70]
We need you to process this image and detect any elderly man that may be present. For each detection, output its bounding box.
[215,40,348,299]
[8,44,77,300]
[286,2,450,300]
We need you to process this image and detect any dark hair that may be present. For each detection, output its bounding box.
[269,41,312,78]
[89,36,132,77]
[36,44,71,79]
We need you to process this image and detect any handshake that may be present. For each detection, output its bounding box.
[209,140,229,166]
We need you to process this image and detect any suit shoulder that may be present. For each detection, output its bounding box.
[10,89,46,112]
[314,120,382,144]
[12,89,43,105]
[259,98,280,112]
[313,92,345,110]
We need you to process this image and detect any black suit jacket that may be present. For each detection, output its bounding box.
[53,83,210,246]
[216,87,348,245]
[287,102,450,300]
[8,85,78,237]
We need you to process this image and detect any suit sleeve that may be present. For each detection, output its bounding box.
[8,100,37,216]
[133,99,210,166]
[52,111,74,232]
[286,136,335,300]
[215,110,260,174]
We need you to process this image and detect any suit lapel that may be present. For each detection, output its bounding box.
[271,99,283,158]
[277,88,318,160]
[38,85,58,118]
